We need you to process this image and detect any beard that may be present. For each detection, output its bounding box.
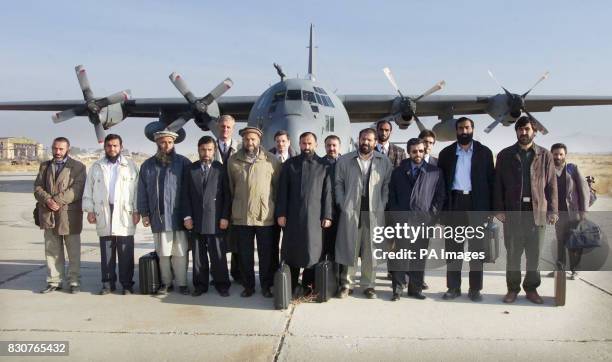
[244,145,258,158]
[554,159,564,167]
[518,134,534,146]
[106,153,120,163]
[457,132,473,145]
[155,148,175,166]
[301,149,315,159]
[359,143,372,155]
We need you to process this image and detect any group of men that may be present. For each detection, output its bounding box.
[34,113,590,305]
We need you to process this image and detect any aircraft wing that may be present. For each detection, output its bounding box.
[339,94,612,122]
[0,96,258,121]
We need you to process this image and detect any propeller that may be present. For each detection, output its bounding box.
[166,72,233,132]
[52,65,131,143]
[484,70,549,134]
[382,67,445,131]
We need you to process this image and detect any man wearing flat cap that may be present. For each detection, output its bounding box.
[138,130,192,295]
[227,127,281,298]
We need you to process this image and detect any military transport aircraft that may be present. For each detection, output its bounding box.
[1,25,612,154]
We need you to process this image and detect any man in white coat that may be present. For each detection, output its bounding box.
[83,134,140,295]
[334,128,393,299]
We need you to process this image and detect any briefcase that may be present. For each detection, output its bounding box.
[554,262,566,307]
[314,256,337,303]
[482,221,500,263]
[139,251,161,295]
[273,262,292,310]
[566,219,602,249]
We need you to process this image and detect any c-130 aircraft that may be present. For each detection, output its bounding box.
[1,25,612,154]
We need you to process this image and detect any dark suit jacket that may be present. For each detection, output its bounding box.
[378,143,406,168]
[437,140,495,213]
[425,155,438,166]
[387,160,446,220]
[181,160,230,235]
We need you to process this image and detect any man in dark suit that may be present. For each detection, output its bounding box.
[376,120,406,168]
[276,132,333,295]
[419,129,438,166]
[387,138,445,301]
[437,117,495,302]
[182,136,231,297]
[269,130,298,163]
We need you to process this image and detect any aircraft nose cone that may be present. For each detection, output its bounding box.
[261,115,308,153]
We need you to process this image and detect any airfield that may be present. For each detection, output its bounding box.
[0,172,611,361]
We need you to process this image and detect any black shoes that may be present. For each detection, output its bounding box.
[192,288,207,297]
[408,289,426,300]
[363,288,377,299]
[422,282,429,290]
[240,288,255,297]
[336,287,350,299]
[218,289,230,297]
[40,284,60,294]
[122,287,134,295]
[261,288,273,298]
[442,288,461,300]
[70,285,80,294]
[391,292,401,301]
[468,289,482,302]
[99,283,116,295]
[157,284,173,295]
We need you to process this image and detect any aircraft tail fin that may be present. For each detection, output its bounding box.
[307,24,315,81]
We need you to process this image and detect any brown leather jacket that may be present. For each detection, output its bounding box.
[494,143,558,226]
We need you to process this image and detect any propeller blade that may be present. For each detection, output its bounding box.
[484,119,502,134]
[414,80,446,101]
[166,116,191,132]
[169,72,197,104]
[414,116,426,132]
[522,71,550,98]
[96,90,131,108]
[201,78,234,105]
[94,121,106,144]
[524,110,549,135]
[75,65,95,101]
[487,70,512,96]
[52,108,79,123]
[382,67,403,98]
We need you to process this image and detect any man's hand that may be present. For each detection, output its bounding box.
[142,216,150,227]
[547,214,559,225]
[87,212,96,224]
[132,212,141,225]
[46,198,60,212]
[495,212,506,223]
[184,218,193,230]
[219,218,229,230]
[277,216,286,228]
[321,219,332,228]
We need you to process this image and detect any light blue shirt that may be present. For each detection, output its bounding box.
[452,142,473,191]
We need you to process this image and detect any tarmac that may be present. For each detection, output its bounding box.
[0,173,611,361]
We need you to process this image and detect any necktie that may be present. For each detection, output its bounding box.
[221,142,227,154]
[202,164,209,184]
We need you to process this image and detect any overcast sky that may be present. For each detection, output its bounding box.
[1,0,611,154]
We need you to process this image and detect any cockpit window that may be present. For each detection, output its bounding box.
[272,91,286,103]
[302,90,316,103]
[314,93,323,105]
[313,86,328,95]
[286,90,301,100]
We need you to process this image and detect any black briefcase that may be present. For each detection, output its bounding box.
[314,256,337,303]
[554,262,566,307]
[483,221,500,263]
[273,262,291,310]
[139,251,161,295]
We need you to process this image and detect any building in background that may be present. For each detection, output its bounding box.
[0,137,44,160]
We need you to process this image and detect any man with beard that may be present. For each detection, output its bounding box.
[138,130,192,295]
[227,127,281,298]
[323,135,342,259]
[34,137,86,294]
[83,134,140,295]
[213,115,243,285]
[418,129,438,166]
[546,143,589,279]
[437,117,495,302]
[276,132,333,295]
[387,138,445,301]
[494,116,558,304]
[334,128,393,299]
[182,136,231,297]
[376,120,406,168]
